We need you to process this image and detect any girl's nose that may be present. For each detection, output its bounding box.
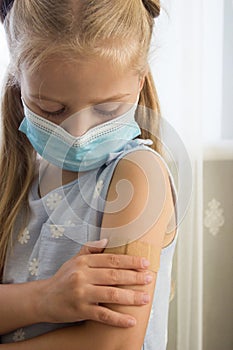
[61,110,95,137]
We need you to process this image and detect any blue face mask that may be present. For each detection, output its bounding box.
[19,97,141,172]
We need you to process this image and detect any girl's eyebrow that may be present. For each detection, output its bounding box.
[29,94,63,103]
[90,93,131,104]
[29,93,131,104]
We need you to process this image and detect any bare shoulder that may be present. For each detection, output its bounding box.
[113,148,170,181]
[115,149,177,247]
[101,148,176,251]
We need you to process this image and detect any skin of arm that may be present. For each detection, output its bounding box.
[0,150,175,350]
[0,280,50,335]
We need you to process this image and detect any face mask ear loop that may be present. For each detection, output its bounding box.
[21,96,25,108]
[21,96,30,116]
[135,92,140,106]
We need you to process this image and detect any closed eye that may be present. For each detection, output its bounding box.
[93,102,122,118]
[41,107,67,118]
[94,108,119,118]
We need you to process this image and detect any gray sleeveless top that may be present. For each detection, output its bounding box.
[1,138,178,349]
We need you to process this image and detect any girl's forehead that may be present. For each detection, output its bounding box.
[21,55,138,82]
[20,56,140,103]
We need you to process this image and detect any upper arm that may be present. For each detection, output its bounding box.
[84,150,175,350]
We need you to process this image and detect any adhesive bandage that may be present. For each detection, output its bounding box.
[103,240,160,273]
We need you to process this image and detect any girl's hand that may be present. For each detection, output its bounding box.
[38,239,153,328]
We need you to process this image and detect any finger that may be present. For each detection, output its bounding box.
[86,285,150,306]
[87,268,154,286]
[86,304,137,328]
[85,253,150,270]
[78,239,109,256]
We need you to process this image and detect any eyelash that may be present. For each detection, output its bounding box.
[42,108,66,119]
[42,107,118,119]
[93,108,118,118]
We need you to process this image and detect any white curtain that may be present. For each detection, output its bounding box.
[151,1,232,350]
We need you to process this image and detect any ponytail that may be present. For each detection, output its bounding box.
[0,74,36,279]
[136,69,163,156]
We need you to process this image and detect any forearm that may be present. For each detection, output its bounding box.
[0,280,48,335]
[0,276,151,349]
[0,322,135,350]
[0,323,111,350]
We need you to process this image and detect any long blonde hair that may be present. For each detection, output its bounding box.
[0,0,162,278]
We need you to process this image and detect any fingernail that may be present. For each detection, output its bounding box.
[145,274,153,283]
[128,318,136,327]
[100,238,108,245]
[142,294,150,303]
[142,258,150,267]
[97,238,108,246]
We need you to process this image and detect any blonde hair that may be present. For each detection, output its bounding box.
[0,0,162,278]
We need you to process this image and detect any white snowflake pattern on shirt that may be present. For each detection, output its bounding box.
[46,193,63,211]
[50,225,65,239]
[28,258,39,276]
[13,328,25,342]
[18,228,30,245]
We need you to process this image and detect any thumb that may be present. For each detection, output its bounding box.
[78,238,109,256]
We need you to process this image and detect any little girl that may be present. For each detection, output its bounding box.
[0,0,178,349]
